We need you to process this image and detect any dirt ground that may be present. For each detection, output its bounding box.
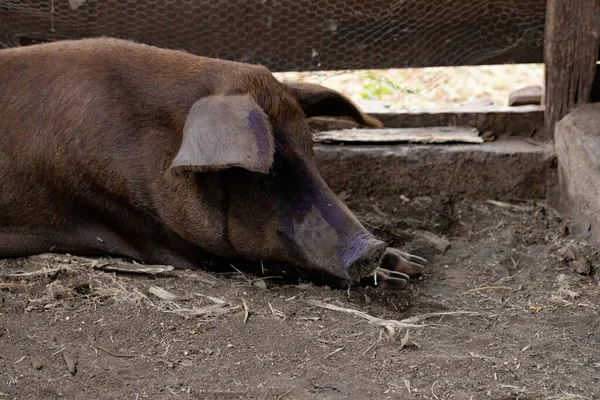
[1,196,599,400]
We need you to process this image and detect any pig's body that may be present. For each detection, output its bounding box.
[0,38,424,288]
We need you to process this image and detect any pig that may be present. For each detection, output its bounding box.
[0,38,426,290]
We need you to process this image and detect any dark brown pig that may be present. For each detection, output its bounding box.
[0,38,425,289]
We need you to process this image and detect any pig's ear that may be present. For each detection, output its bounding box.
[169,95,274,174]
[283,81,384,128]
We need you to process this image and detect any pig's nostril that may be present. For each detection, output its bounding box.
[345,240,387,281]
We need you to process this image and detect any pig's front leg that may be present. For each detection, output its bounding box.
[374,248,427,290]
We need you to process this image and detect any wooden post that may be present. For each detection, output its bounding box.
[544,0,600,138]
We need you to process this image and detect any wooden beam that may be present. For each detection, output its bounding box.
[544,0,600,137]
[313,126,483,145]
[309,106,545,139]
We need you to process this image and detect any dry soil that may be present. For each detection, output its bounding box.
[1,196,599,400]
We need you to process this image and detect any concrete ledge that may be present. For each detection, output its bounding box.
[316,138,555,201]
[554,103,600,245]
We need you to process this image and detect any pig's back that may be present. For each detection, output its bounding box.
[0,39,227,200]
[0,38,272,262]
[0,40,171,210]
[0,39,228,258]
[0,38,266,179]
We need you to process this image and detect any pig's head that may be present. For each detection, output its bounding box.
[168,74,420,287]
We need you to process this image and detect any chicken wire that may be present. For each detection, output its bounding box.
[0,0,546,72]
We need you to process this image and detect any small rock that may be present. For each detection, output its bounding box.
[402,238,438,261]
[567,244,592,275]
[415,230,451,253]
[62,352,77,375]
[508,85,542,106]
[481,131,496,142]
[569,259,591,275]
[32,360,43,370]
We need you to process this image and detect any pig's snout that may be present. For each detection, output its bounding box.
[274,159,388,281]
[282,202,387,280]
[341,234,387,280]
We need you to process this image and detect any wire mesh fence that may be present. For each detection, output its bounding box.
[1,0,546,72]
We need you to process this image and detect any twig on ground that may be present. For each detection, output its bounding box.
[362,341,379,356]
[94,262,173,275]
[486,199,530,212]
[52,347,66,356]
[180,271,218,287]
[400,311,483,325]
[276,388,294,400]
[230,265,250,282]
[193,293,226,304]
[307,299,424,328]
[431,381,440,400]
[324,347,344,359]
[96,345,137,358]
[0,282,26,288]
[307,299,482,329]
[1,267,69,278]
[242,298,249,324]
[173,303,240,320]
[467,286,512,293]
[268,302,287,320]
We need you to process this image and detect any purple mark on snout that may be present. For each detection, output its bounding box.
[248,109,270,166]
[311,197,367,268]
[339,233,371,269]
[280,172,377,271]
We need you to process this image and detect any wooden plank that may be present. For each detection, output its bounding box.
[313,126,483,144]
[308,101,549,142]
[374,106,545,139]
[544,0,600,138]
[309,106,545,139]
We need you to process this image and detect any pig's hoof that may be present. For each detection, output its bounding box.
[380,247,427,279]
[374,267,409,290]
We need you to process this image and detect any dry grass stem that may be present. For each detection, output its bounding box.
[1,266,70,278]
[172,303,240,320]
[93,262,174,275]
[242,298,249,324]
[147,285,190,301]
